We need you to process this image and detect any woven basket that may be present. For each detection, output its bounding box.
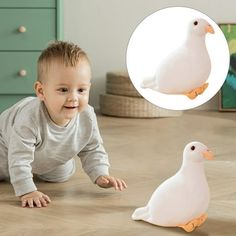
[106,72,142,97]
[100,94,182,118]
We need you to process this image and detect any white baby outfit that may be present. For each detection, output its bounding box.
[0,97,110,196]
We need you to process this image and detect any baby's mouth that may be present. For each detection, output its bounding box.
[64,106,79,109]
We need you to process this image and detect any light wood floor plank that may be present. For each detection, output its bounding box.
[0,111,236,235]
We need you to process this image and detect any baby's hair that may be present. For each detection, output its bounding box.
[37,41,90,82]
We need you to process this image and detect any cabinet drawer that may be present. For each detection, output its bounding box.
[0,9,56,50]
[0,0,56,8]
[0,52,41,94]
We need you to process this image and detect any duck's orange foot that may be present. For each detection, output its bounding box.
[178,219,199,232]
[197,213,207,227]
[178,214,208,232]
[184,83,209,100]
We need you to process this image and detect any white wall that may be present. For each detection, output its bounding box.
[64,0,236,110]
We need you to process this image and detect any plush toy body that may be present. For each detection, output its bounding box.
[141,19,215,99]
[132,141,213,232]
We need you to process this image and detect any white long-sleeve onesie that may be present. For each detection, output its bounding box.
[0,97,110,196]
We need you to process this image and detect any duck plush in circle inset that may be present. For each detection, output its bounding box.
[141,18,215,99]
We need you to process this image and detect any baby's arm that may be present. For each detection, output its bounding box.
[79,108,127,191]
[8,122,50,207]
[79,111,111,184]
[20,191,51,208]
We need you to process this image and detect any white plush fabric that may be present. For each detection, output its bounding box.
[141,18,213,94]
[132,141,212,227]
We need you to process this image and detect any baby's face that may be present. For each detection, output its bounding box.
[36,59,91,126]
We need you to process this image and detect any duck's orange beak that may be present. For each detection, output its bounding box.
[202,150,214,160]
[206,24,215,34]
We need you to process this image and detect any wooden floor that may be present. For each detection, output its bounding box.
[0,110,236,236]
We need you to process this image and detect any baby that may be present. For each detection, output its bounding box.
[0,41,127,208]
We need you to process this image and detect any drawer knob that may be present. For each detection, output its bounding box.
[18,26,27,33]
[18,69,27,77]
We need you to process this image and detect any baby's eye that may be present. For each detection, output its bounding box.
[58,88,68,92]
[78,88,86,93]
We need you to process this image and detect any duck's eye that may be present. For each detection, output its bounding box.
[194,21,198,26]
[191,146,195,151]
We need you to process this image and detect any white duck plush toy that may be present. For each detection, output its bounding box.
[132,141,213,232]
[141,18,215,99]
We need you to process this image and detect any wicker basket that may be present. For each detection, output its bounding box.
[100,94,182,118]
[106,72,142,97]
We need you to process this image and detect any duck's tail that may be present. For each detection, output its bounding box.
[140,77,155,89]
[132,206,150,221]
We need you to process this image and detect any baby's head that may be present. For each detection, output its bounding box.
[35,41,92,127]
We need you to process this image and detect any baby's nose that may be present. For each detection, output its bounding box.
[67,97,77,102]
[67,92,79,102]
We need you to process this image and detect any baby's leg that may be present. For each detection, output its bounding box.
[37,159,76,183]
[0,137,9,180]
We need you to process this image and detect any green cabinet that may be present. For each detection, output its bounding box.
[0,0,63,112]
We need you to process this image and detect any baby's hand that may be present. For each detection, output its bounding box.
[95,175,127,191]
[20,190,51,208]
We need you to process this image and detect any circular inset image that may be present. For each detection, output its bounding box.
[126,7,230,110]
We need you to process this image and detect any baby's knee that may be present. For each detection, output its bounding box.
[38,159,76,183]
[38,174,72,183]
[0,164,9,180]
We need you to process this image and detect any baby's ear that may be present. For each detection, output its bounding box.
[34,81,45,101]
